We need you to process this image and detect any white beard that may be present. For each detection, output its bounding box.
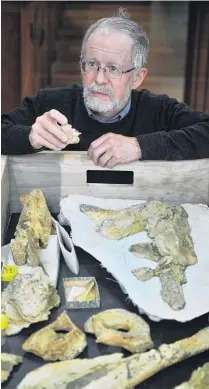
[83,82,132,118]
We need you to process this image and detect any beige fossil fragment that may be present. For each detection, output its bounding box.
[22,311,87,361]
[174,362,209,389]
[1,267,60,335]
[84,308,154,353]
[74,280,96,302]
[16,353,123,389]
[10,189,51,266]
[1,353,23,383]
[62,123,81,144]
[16,327,209,389]
[80,201,197,310]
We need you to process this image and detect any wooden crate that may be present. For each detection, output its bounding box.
[1,151,209,243]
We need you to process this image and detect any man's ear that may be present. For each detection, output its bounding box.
[132,68,148,89]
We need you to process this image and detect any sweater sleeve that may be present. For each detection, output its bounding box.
[1,91,44,155]
[137,95,209,160]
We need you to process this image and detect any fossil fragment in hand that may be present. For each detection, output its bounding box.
[62,123,81,144]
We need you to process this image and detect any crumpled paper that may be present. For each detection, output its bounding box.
[59,195,209,322]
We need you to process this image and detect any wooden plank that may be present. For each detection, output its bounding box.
[8,152,209,213]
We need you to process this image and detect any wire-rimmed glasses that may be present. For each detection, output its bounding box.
[81,60,135,80]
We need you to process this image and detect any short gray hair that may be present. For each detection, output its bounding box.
[81,8,149,69]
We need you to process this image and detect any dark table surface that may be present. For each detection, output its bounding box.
[2,214,209,389]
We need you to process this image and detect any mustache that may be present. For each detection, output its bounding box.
[86,83,113,97]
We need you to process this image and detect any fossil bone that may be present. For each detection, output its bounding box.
[62,123,81,144]
[10,189,51,266]
[84,309,154,353]
[1,353,23,383]
[80,201,197,310]
[22,311,87,361]
[16,327,209,389]
[174,362,209,389]
[1,267,60,335]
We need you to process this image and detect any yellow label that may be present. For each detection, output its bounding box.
[2,265,18,282]
[1,313,8,330]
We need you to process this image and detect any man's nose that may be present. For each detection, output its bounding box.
[94,67,109,84]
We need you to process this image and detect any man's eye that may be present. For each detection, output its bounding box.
[109,65,118,73]
[88,61,97,68]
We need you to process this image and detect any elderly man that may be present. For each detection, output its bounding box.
[2,9,209,166]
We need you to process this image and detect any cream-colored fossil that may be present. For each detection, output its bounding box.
[1,267,60,335]
[22,311,87,361]
[84,309,154,353]
[80,201,197,310]
[74,281,96,302]
[16,327,209,389]
[62,123,81,144]
[10,189,51,266]
[1,353,23,383]
[174,362,209,389]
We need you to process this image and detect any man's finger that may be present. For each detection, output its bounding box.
[88,133,114,158]
[98,150,114,167]
[106,156,119,169]
[91,142,111,165]
[36,126,67,149]
[33,133,60,151]
[39,116,68,143]
[47,109,68,126]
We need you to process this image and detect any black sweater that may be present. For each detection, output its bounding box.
[2,84,209,160]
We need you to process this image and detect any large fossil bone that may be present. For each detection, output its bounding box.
[16,327,209,389]
[80,201,197,310]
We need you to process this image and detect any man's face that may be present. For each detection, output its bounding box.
[82,30,137,118]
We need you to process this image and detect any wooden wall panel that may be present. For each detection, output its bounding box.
[1,2,21,113]
[184,2,209,112]
[21,1,58,98]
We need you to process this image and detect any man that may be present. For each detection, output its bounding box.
[2,9,209,167]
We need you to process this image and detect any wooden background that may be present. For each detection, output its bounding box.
[1,1,209,114]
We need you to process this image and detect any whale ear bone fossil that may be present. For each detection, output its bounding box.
[22,311,87,361]
[61,123,81,144]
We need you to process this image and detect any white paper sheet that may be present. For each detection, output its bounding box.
[59,195,209,322]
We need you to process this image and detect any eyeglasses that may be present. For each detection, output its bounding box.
[81,60,135,80]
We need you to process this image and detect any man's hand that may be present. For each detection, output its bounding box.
[29,109,69,150]
[88,133,141,168]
